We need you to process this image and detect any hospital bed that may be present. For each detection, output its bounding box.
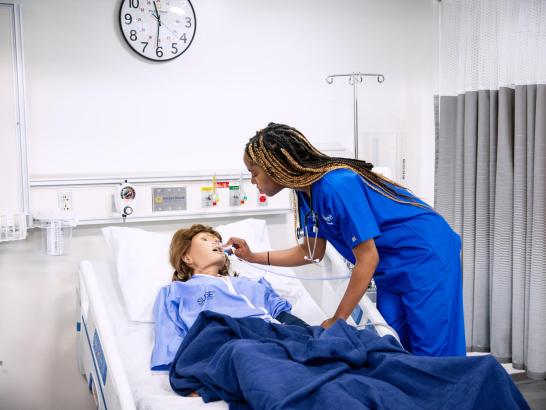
[76,219,397,410]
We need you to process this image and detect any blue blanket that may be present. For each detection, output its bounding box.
[169,311,529,410]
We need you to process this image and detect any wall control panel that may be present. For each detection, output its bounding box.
[152,187,187,212]
[29,173,290,225]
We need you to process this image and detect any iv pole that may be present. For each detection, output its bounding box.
[325,72,385,159]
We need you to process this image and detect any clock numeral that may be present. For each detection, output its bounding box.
[124,13,132,25]
[171,43,178,54]
[129,0,139,8]
[185,17,192,28]
[180,33,187,43]
[156,46,163,58]
[130,30,137,41]
[141,41,148,53]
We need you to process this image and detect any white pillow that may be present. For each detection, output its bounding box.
[101,218,273,323]
[102,218,326,324]
[102,226,172,322]
[214,218,271,252]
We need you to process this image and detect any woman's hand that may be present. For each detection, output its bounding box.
[223,237,256,262]
[320,317,342,329]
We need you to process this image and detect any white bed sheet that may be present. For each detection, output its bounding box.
[84,259,328,410]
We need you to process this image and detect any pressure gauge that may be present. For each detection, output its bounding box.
[115,182,137,218]
[120,185,136,201]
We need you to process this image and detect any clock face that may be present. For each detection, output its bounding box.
[119,0,196,62]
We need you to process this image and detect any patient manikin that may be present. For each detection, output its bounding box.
[151,224,308,371]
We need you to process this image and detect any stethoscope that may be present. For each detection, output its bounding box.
[296,199,321,264]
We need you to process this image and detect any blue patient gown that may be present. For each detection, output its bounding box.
[151,274,291,370]
[298,168,466,356]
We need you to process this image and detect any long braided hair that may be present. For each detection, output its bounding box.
[245,123,430,239]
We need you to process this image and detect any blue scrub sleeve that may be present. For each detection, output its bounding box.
[257,277,292,318]
[323,175,381,248]
[151,285,188,370]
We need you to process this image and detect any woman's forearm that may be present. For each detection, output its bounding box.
[333,239,379,320]
[332,262,375,320]
[250,244,314,267]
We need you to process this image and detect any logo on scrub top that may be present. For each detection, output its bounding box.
[197,290,215,306]
[322,214,334,225]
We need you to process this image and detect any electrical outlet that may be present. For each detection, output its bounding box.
[58,191,72,212]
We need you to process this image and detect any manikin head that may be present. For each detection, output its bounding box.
[170,224,230,282]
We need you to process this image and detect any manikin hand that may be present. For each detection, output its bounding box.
[223,237,255,263]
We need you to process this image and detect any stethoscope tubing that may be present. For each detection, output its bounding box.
[227,254,352,281]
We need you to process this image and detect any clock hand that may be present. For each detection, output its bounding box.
[148,10,178,37]
[153,1,161,49]
[156,21,160,49]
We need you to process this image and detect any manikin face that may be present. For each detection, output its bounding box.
[243,153,284,197]
[183,232,226,276]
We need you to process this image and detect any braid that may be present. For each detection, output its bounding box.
[245,123,431,241]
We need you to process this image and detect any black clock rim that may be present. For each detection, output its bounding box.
[118,0,197,63]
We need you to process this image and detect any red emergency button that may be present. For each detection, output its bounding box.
[258,191,267,205]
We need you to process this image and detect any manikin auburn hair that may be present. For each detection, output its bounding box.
[244,123,430,238]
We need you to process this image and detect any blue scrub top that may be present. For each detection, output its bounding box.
[297,169,461,292]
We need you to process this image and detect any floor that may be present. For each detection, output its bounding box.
[512,373,546,410]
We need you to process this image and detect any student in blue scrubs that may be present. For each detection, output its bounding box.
[225,122,466,357]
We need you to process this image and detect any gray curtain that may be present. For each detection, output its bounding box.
[435,84,546,379]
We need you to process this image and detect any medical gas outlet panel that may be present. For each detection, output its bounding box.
[200,179,251,208]
[200,176,250,209]
[229,185,247,206]
[112,175,283,221]
[29,174,289,224]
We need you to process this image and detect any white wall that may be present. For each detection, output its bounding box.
[20,0,435,203]
[0,1,435,409]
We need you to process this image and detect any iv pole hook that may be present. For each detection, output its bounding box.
[325,72,385,159]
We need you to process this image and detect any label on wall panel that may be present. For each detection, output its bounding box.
[152,187,187,212]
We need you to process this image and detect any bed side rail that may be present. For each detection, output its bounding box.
[78,260,136,410]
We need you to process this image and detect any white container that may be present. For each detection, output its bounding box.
[38,219,76,256]
[0,214,27,242]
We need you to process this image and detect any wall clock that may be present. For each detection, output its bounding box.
[119,0,196,62]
